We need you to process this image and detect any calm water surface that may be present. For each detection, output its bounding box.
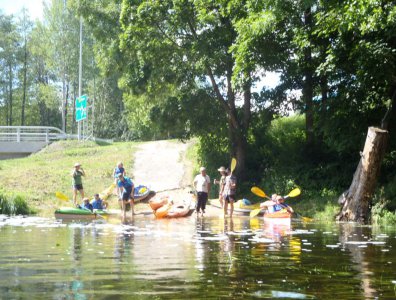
[0,214,395,299]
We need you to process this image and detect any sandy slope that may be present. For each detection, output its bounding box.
[132,140,194,202]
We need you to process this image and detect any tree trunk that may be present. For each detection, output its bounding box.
[21,39,28,126]
[336,127,388,224]
[61,77,66,132]
[8,63,13,126]
[228,120,247,180]
[303,7,314,148]
[65,82,69,131]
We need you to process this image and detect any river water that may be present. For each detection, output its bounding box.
[0,215,395,299]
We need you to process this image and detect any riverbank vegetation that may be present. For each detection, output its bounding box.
[0,141,137,214]
[1,1,395,222]
[0,189,34,215]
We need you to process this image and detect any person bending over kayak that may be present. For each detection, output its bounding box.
[91,193,106,210]
[117,173,135,218]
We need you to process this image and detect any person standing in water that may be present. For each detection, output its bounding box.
[214,166,227,208]
[223,169,237,217]
[72,163,85,206]
[193,167,211,216]
[117,173,135,218]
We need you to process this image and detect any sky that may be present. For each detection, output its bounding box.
[0,0,46,20]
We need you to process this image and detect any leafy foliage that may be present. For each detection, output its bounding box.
[0,189,34,215]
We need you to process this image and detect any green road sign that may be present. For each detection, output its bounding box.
[75,95,87,121]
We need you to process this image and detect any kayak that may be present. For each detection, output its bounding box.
[209,199,263,216]
[263,209,292,219]
[54,207,113,220]
[150,195,195,218]
[134,185,151,202]
[149,196,169,211]
[165,198,194,218]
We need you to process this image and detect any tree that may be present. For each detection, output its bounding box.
[313,0,396,222]
[119,0,272,176]
[0,14,19,125]
[17,8,33,126]
[44,0,80,132]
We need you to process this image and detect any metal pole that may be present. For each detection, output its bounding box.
[78,16,83,141]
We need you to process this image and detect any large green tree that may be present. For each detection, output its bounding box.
[118,0,279,176]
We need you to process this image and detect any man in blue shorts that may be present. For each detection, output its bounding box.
[117,173,135,217]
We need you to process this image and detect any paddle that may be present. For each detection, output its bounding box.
[55,191,70,202]
[230,158,237,174]
[249,187,301,218]
[250,187,270,199]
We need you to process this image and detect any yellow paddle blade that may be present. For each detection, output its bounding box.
[230,158,237,173]
[251,187,268,198]
[55,191,69,201]
[95,213,109,221]
[287,188,301,198]
[249,208,262,218]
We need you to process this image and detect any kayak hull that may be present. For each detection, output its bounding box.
[149,196,169,211]
[263,210,292,219]
[209,199,264,216]
[151,195,195,218]
[134,185,151,202]
[54,207,112,220]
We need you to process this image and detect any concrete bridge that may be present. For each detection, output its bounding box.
[0,126,69,159]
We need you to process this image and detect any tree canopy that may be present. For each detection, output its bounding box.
[1,0,396,202]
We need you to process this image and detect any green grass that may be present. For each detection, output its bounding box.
[0,140,138,214]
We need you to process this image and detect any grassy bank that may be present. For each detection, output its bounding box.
[0,140,139,214]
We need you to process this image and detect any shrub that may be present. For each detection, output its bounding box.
[0,190,34,215]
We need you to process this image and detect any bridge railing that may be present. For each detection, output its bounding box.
[0,126,68,143]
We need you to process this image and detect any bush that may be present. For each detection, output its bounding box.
[371,188,396,225]
[0,190,34,215]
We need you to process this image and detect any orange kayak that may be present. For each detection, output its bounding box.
[263,210,292,219]
[155,203,172,218]
[166,202,194,218]
[149,196,169,211]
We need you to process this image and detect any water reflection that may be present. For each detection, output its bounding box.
[339,223,379,299]
[0,216,395,299]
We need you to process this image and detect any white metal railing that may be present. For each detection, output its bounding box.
[0,126,68,143]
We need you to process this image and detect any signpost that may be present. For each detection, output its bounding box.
[75,95,87,122]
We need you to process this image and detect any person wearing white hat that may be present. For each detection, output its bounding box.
[214,166,227,208]
[71,163,85,206]
[193,167,211,216]
[223,169,237,217]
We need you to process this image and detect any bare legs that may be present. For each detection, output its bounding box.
[73,189,84,206]
[120,200,134,219]
[219,195,224,208]
[223,199,234,217]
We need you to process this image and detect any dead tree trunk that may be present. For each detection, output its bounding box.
[336,127,388,224]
